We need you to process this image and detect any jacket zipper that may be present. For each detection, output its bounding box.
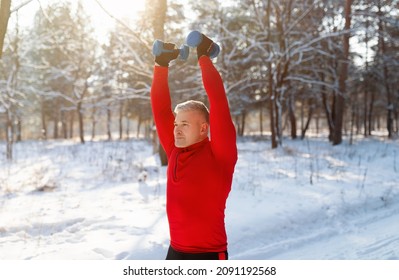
[174,151,181,181]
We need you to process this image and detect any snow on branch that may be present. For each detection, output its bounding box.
[10,0,34,13]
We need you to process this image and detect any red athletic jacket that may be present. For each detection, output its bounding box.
[150,56,237,253]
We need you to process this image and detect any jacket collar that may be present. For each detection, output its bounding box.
[177,137,209,153]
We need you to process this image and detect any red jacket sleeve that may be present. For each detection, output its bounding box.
[199,57,238,169]
[150,66,175,157]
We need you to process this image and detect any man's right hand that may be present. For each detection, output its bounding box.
[155,42,179,67]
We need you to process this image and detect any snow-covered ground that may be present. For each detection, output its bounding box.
[1,136,398,260]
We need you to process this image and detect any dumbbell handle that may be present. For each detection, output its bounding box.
[152,40,189,60]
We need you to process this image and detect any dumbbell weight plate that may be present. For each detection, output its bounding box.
[179,45,189,60]
[152,40,164,56]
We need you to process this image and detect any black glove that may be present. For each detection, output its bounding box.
[155,42,179,67]
[196,34,214,60]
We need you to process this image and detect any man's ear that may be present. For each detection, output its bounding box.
[200,123,209,134]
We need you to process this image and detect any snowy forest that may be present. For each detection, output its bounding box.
[1,0,399,262]
[0,0,398,161]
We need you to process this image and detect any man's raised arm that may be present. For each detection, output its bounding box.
[150,65,175,157]
[199,56,237,169]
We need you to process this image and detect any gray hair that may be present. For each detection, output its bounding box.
[174,100,209,123]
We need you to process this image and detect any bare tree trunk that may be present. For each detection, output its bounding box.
[364,85,369,137]
[61,111,68,139]
[333,0,352,145]
[376,1,394,138]
[41,99,47,140]
[259,105,263,136]
[16,117,22,142]
[355,101,361,135]
[3,14,19,159]
[53,99,59,139]
[239,111,246,136]
[107,106,112,141]
[368,91,375,135]
[152,0,167,40]
[349,103,356,145]
[5,110,13,160]
[275,12,286,147]
[76,80,90,144]
[289,93,297,139]
[0,0,11,58]
[119,100,123,140]
[146,120,152,140]
[137,116,142,139]
[69,112,74,139]
[91,103,96,140]
[268,80,277,148]
[301,99,313,140]
[77,102,85,143]
[266,0,277,148]
[234,115,241,135]
[319,71,334,141]
[275,96,283,146]
[151,0,168,165]
[316,108,320,135]
[125,115,130,139]
[363,18,370,137]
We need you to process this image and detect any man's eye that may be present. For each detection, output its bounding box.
[174,123,188,127]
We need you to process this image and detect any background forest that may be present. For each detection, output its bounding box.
[0,0,398,161]
[1,0,399,263]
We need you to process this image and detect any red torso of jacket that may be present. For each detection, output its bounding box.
[150,57,237,253]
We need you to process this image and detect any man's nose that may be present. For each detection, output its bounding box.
[175,127,182,134]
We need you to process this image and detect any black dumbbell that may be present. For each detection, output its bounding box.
[152,40,189,60]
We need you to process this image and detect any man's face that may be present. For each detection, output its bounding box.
[174,110,208,148]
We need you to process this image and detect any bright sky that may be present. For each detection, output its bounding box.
[11,0,146,41]
[85,0,146,25]
[84,0,147,41]
[88,0,146,18]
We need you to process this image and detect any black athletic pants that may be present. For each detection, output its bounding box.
[166,246,228,260]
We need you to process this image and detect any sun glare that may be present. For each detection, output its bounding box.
[91,0,146,20]
[86,0,146,41]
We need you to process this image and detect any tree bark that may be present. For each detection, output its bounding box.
[77,102,85,143]
[289,93,297,139]
[107,106,112,141]
[53,99,60,139]
[239,111,246,136]
[376,1,394,138]
[266,0,277,148]
[69,112,74,139]
[41,99,47,140]
[301,99,313,140]
[333,0,352,145]
[137,116,142,139]
[259,105,263,136]
[151,0,168,165]
[119,100,124,140]
[5,109,13,160]
[368,91,375,135]
[61,111,68,139]
[91,105,96,140]
[0,0,11,59]
[16,117,22,142]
